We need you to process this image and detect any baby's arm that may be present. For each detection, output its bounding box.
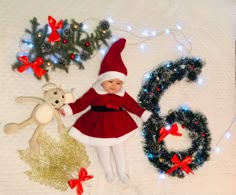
[123,92,152,122]
[61,88,95,116]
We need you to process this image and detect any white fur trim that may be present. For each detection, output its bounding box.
[92,81,125,96]
[63,104,73,116]
[141,110,152,122]
[68,127,138,146]
[98,71,126,83]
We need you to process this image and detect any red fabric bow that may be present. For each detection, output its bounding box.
[158,123,182,143]
[105,103,120,110]
[48,16,63,42]
[17,56,46,78]
[68,168,93,195]
[166,154,194,175]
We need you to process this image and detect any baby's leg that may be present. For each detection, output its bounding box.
[96,146,114,182]
[111,144,129,183]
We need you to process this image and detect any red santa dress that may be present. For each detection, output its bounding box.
[63,81,151,146]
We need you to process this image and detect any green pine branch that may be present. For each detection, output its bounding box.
[12,17,112,81]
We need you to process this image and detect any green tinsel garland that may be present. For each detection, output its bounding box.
[138,57,211,178]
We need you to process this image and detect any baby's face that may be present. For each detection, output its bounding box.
[102,79,123,94]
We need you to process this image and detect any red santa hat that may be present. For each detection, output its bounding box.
[98,38,127,83]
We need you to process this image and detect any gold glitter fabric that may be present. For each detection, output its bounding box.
[18,130,90,191]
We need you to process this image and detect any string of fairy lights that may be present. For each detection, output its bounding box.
[88,16,193,57]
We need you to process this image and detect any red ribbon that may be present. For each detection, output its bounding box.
[48,16,63,42]
[17,56,46,78]
[68,168,93,195]
[166,154,194,175]
[158,123,182,143]
[105,103,120,110]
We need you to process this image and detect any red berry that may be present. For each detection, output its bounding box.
[85,41,90,47]
[62,39,68,44]
[70,54,75,59]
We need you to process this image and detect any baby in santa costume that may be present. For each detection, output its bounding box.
[61,38,151,183]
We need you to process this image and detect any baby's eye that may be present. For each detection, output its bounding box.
[54,92,57,95]
[55,100,59,104]
[62,95,64,98]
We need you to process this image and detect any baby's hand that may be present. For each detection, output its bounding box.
[59,109,66,117]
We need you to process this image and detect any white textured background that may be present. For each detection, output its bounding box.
[0,0,235,195]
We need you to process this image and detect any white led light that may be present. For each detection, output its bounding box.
[112,37,117,42]
[142,30,149,37]
[82,24,88,30]
[17,52,28,57]
[176,21,184,30]
[196,77,204,85]
[176,23,182,30]
[127,25,132,31]
[159,173,166,180]
[22,40,33,47]
[165,124,171,130]
[214,147,221,153]
[144,72,151,80]
[151,31,157,36]
[26,67,33,73]
[107,16,114,24]
[47,26,52,34]
[75,55,80,62]
[165,28,170,34]
[140,44,145,51]
[177,45,183,51]
[100,49,106,56]
[225,131,231,139]
[50,55,58,64]
[180,105,189,111]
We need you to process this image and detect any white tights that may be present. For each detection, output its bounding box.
[96,144,129,183]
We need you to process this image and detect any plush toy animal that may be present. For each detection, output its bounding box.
[4,83,74,154]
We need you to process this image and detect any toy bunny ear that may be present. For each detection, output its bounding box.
[42,83,58,91]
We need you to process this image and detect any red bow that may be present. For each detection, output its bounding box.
[17,56,46,78]
[68,168,93,195]
[106,103,120,110]
[166,154,194,175]
[48,16,63,42]
[158,123,182,143]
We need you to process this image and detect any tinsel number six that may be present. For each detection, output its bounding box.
[138,57,211,178]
